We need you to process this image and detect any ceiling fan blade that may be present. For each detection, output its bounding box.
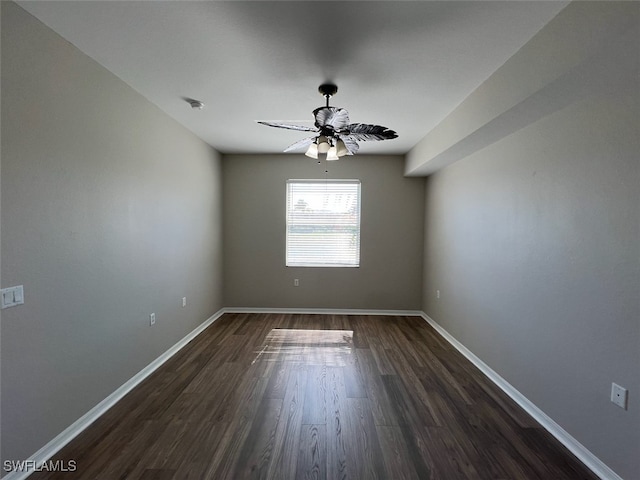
[283,136,315,153]
[257,121,318,132]
[346,123,398,141]
[313,107,350,131]
[338,135,360,155]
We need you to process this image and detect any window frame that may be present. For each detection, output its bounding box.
[285,179,362,268]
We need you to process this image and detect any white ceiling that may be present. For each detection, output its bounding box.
[18,1,568,156]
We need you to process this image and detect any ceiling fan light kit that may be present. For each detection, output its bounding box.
[258,83,397,161]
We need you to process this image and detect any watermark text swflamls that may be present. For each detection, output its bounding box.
[3,459,77,473]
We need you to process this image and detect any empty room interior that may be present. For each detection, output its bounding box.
[1,1,638,479]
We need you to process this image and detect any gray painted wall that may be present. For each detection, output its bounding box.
[223,155,424,310]
[1,2,223,465]
[2,1,637,478]
[419,2,639,478]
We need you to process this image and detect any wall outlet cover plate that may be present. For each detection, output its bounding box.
[611,383,628,410]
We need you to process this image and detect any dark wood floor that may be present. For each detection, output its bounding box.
[33,313,598,480]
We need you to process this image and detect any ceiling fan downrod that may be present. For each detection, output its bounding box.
[318,83,338,107]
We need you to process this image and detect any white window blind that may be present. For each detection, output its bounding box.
[286,179,361,267]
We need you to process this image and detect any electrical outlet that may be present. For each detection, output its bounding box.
[149,313,156,326]
[294,279,299,287]
[436,289,440,299]
[611,383,628,410]
[182,297,187,307]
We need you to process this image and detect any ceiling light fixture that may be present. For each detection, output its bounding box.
[187,99,205,110]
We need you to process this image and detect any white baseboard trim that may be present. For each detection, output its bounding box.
[222,307,424,317]
[420,313,622,480]
[8,308,619,480]
[4,309,226,480]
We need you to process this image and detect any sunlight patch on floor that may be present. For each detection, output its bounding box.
[252,328,353,366]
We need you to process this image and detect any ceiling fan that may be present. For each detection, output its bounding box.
[257,83,398,160]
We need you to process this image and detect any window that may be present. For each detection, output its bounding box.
[286,179,361,267]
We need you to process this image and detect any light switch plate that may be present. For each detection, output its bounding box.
[14,286,24,303]
[1,285,24,309]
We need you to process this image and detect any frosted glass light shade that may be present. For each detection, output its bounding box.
[317,136,330,153]
[336,139,348,156]
[305,143,319,159]
[326,146,339,161]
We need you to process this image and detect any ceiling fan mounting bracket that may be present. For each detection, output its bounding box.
[318,83,338,98]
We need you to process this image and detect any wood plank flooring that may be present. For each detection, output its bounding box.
[31,313,599,479]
